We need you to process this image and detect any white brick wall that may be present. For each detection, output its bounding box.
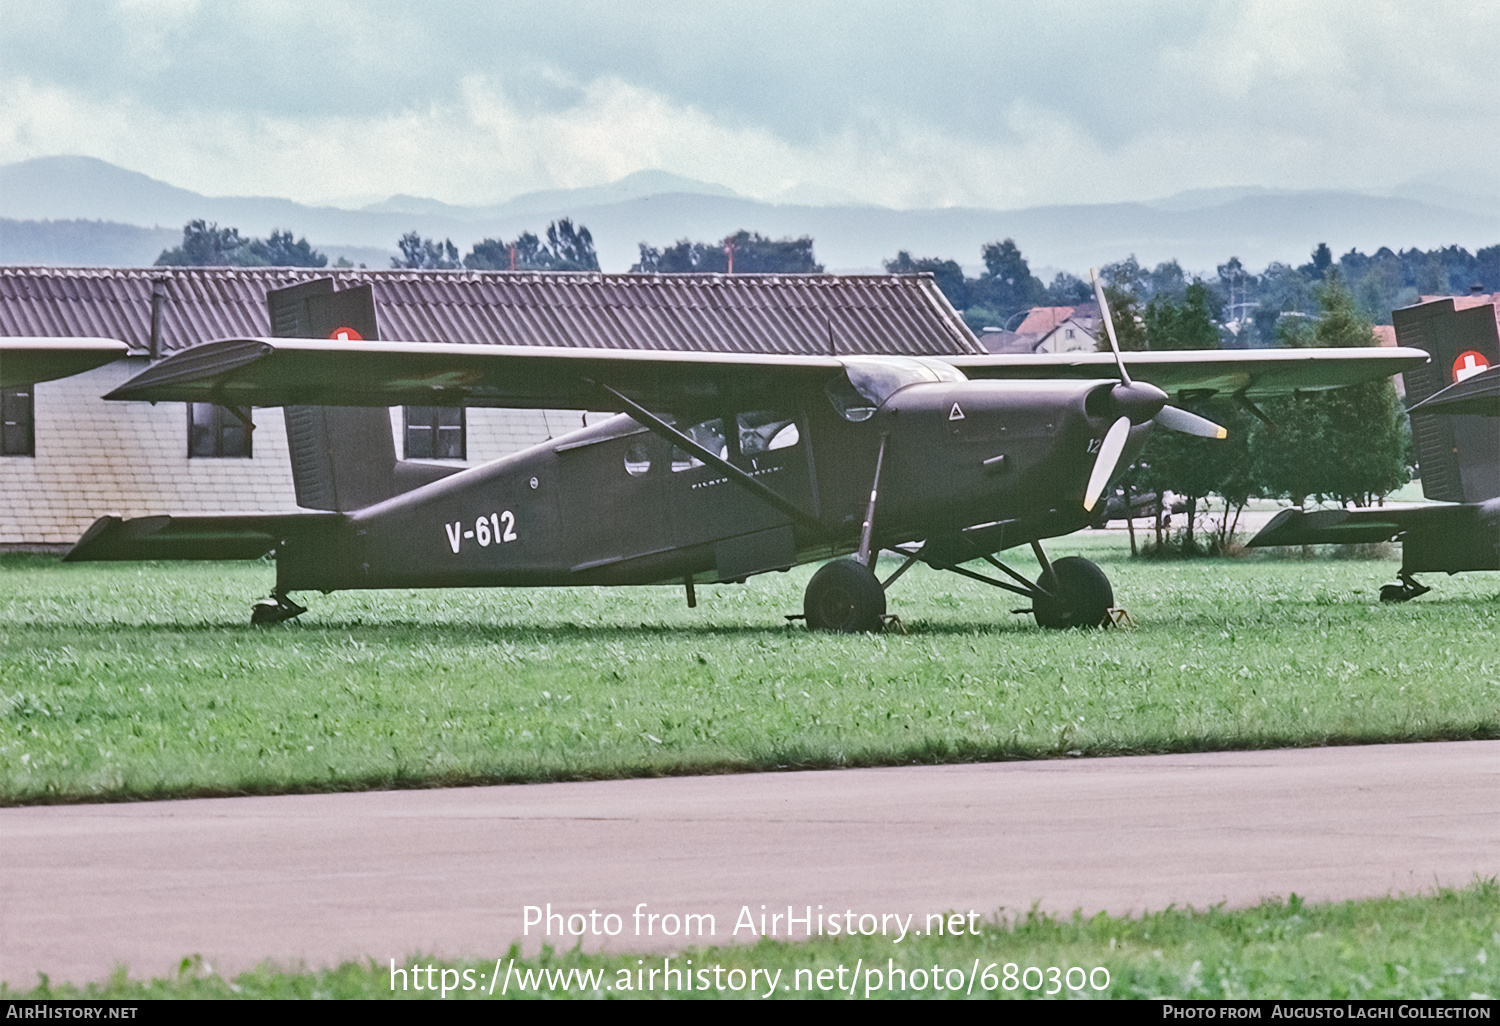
[1,359,604,546]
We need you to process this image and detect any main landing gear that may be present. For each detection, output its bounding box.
[803,559,887,632]
[1378,572,1431,603]
[251,590,307,625]
[801,542,1115,633]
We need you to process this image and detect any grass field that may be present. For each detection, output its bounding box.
[3,539,1497,804]
[9,881,1497,999]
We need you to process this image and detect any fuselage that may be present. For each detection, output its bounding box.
[274,369,1149,594]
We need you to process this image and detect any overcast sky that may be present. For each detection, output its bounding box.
[1,0,1495,210]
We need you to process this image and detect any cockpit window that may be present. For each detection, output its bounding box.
[826,357,967,422]
[738,410,800,455]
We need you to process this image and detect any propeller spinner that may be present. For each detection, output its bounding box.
[1081,270,1228,511]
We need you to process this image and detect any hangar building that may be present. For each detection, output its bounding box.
[0,267,981,549]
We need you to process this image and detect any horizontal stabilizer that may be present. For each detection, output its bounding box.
[1247,503,1490,549]
[1409,366,1500,417]
[65,513,345,562]
[1,338,128,387]
[1247,508,1406,547]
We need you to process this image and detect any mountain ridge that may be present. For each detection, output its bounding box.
[2,156,1495,275]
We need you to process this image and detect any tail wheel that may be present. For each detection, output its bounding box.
[1033,556,1113,629]
[804,559,886,632]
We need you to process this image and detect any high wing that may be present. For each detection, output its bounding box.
[1,338,129,387]
[943,348,1428,400]
[106,337,845,414]
[1408,365,1500,417]
[104,336,1427,413]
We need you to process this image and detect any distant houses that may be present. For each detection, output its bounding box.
[978,302,1101,354]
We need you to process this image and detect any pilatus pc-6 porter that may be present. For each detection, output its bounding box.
[1249,295,1499,600]
[62,275,1425,629]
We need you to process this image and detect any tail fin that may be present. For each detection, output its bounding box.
[269,281,457,511]
[1393,298,1500,503]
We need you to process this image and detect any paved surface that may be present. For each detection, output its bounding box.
[3,740,1497,986]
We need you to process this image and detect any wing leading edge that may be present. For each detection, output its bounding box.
[1,338,130,387]
[105,337,845,414]
[103,336,1429,413]
[945,348,1428,400]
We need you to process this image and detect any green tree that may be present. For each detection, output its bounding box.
[155,221,327,267]
[1094,284,1147,352]
[634,231,822,274]
[883,251,969,310]
[247,230,327,268]
[545,218,599,271]
[1128,280,1245,550]
[393,231,459,269]
[155,220,255,266]
[1144,281,1220,350]
[1251,272,1408,508]
[970,238,1046,320]
[464,220,599,271]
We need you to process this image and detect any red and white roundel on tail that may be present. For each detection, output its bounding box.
[1452,350,1490,382]
[328,326,364,342]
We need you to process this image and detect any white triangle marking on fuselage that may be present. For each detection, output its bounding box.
[949,402,965,421]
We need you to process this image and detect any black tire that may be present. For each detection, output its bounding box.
[1033,556,1113,630]
[804,559,886,632]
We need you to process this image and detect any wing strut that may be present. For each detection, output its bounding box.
[589,380,826,535]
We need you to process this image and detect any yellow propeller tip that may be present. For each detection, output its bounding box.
[1216,428,1228,439]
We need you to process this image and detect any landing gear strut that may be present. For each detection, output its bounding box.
[917,541,1114,630]
[251,590,307,625]
[1379,573,1430,603]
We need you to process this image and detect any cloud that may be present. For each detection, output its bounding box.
[0,0,1495,208]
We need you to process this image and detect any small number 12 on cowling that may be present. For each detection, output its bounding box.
[444,512,517,554]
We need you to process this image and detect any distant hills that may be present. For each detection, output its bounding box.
[1,155,1496,275]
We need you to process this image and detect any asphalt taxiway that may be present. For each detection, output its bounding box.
[3,740,1497,986]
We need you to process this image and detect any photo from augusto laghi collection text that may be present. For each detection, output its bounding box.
[386,902,1114,997]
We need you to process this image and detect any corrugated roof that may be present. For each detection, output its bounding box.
[0,267,983,357]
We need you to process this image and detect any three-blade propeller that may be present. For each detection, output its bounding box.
[1081,270,1228,512]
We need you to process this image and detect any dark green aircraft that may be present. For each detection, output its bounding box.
[59,278,1425,630]
[1248,296,1500,600]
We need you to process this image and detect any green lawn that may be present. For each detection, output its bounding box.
[11,881,1497,999]
[3,541,1497,804]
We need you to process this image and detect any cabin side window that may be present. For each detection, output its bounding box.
[624,439,652,476]
[1,386,35,457]
[187,403,252,458]
[405,406,466,460]
[671,418,726,472]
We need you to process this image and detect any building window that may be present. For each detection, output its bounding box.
[188,403,252,458]
[405,406,465,460]
[1,387,34,456]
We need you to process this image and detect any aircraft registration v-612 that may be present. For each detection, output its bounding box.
[64,277,1426,630]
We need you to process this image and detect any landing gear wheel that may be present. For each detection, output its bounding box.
[1379,574,1430,603]
[251,592,307,626]
[804,559,887,633]
[1033,556,1113,629]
